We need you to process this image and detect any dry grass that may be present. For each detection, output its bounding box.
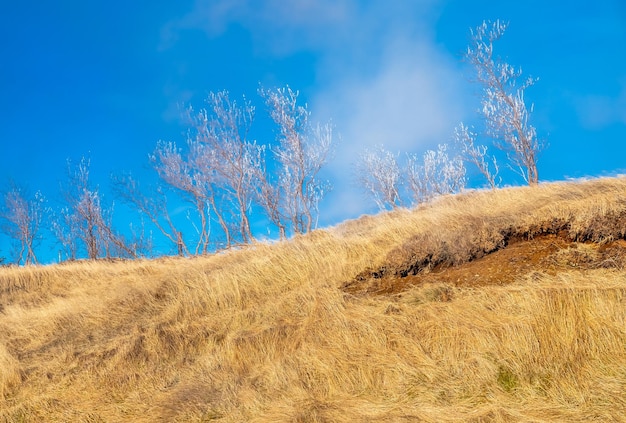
[1,177,626,422]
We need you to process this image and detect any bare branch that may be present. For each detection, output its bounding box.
[55,157,136,260]
[406,144,466,204]
[259,86,333,234]
[112,173,189,256]
[453,123,499,189]
[466,20,542,185]
[150,140,222,253]
[356,146,402,211]
[185,91,262,244]
[0,182,47,265]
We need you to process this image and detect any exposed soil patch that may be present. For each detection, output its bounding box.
[342,236,626,296]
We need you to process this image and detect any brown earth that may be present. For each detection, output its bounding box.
[342,235,626,296]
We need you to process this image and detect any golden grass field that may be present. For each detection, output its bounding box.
[1,177,625,422]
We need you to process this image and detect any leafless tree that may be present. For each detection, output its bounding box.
[125,218,154,259]
[453,123,499,189]
[356,146,402,211]
[0,182,47,265]
[51,205,80,261]
[54,157,135,260]
[112,173,186,256]
[260,86,333,234]
[466,20,542,185]
[406,144,466,203]
[185,91,263,244]
[150,141,227,252]
[253,157,287,239]
[77,188,102,259]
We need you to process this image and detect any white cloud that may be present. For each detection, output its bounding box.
[316,41,467,153]
[315,39,469,222]
[305,3,469,221]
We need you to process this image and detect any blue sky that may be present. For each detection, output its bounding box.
[1,0,625,260]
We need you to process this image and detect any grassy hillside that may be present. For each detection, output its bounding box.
[1,177,626,422]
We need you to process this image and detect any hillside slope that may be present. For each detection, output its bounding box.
[1,177,626,422]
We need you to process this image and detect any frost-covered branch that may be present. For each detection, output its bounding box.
[454,123,499,189]
[0,183,47,265]
[260,86,333,234]
[406,144,466,203]
[466,20,542,185]
[356,146,402,211]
